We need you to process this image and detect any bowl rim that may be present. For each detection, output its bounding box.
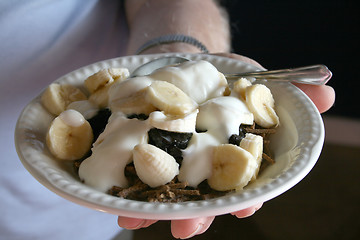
[15,53,324,220]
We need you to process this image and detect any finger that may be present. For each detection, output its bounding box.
[231,202,263,218]
[171,216,215,239]
[117,216,158,230]
[293,83,335,113]
[212,53,336,114]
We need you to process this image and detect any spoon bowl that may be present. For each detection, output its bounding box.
[131,56,190,77]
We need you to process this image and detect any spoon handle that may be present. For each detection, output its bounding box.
[225,64,332,85]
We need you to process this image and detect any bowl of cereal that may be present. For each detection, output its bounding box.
[15,53,324,219]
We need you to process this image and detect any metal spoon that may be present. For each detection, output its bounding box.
[130,56,332,85]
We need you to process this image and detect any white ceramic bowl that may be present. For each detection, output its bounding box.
[15,53,324,220]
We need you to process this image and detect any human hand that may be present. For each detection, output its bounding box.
[214,53,335,113]
[117,53,335,239]
[117,202,263,239]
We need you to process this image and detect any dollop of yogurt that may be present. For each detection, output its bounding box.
[78,113,151,191]
[150,60,228,104]
[178,96,254,187]
[59,109,85,127]
[196,96,254,143]
[178,133,220,187]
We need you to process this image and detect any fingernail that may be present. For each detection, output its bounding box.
[126,220,146,230]
[181,223,203,239]
[255,203,263,211]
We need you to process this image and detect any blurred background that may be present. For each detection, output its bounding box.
[223,0,359,119]
[114,0,360,239]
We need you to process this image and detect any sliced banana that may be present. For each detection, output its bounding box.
[66,100,99,119]
[108,76,154,104]
[132,143,179,188]
[148,109,198,133]
[207,144,257,191]
[110,89,157,115]
[245,84,279,128]
[146,81,197,116]
[85,68,130,108]
[46,109,93,160]
[79,115,150,191]
[232,78,252,100]
[84,68,129,93]
[88,83,112,108]
[89,78,126,108]
[41,83,87,115]
[239,133,263,181]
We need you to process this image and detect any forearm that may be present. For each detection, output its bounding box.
[125,0,230,55]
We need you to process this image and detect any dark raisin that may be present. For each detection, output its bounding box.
[195,128,207,133]
[172,133,193,149]
[166,145,183,163]
[239,125,246,139]
[148,128,170,150]
[127,113,149,120]
[228,134,242,145]
[88,108,111,141]
[148,128,193,164]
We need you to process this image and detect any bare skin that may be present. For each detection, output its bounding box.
[119,1,335,238]
[125,0,230,55]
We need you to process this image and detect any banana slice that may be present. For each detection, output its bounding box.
[89,78,127,108]
[108,76,154,104]
[132,143,179,188]
[245,84,279,128]
[146,81,197,116]
[46,109,93,160]
[148,110,198,133]
[84,68,129,93]
[41,83,87,115]
[66,100,99,119]
[233,78,252,100]
[110,89,157,115]
[239,133,263,180]
[86,68,130,108]
[88,83,112,108]
[207,144,257,191]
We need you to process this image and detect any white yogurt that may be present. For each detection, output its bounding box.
[66,100,99,120]
[59,109,85,127]
[80,60,257,191]
[178,132,220,187]
[150,60,228,104]
[108,76,153,105]
[78,114,150,191]
[196,96,254,143]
